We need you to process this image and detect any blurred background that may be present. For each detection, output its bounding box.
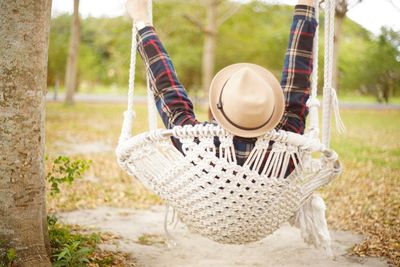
[48,0,400,104]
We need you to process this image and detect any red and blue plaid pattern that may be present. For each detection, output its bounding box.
[137,5,317,166]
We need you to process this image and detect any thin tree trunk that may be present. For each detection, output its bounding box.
[185,0,238,119]
[54,77,59,101]
[64,0,80,105]
[0,0,52,266]
[202,0,218,119]
[333,0,348,95]
[333,14,344,94]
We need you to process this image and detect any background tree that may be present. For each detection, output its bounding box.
[48,14,70,92]
[360,28,400,102]
[64,0,80,105]
[184,0,240,108]
[47,1,400,101]
[202,0,218,103]
[0,0,52,266]
[332,0,347,93]
[333,0,364,94]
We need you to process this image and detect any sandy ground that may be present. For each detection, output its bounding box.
[59,206,389,267]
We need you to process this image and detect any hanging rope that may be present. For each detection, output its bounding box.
[322,0,346,148]
[118,0,157,146]
[118,23,138,145]
[306,0,321,137]
[146,0,158,131]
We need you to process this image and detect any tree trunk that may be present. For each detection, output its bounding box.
[53,77,59,101]
[0,0,52,266]
[64,0,80,105]
[202,0,218,119]
[333,14,344,94]
[333,0,348,95]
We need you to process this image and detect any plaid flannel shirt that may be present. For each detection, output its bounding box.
[137,5,317,166]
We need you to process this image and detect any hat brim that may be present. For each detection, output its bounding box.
[209,63,284,138]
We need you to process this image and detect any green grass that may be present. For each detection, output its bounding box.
[331,110,400,168]
[45,103,400,265]
[48,215,131,266]
[338,94,400,104]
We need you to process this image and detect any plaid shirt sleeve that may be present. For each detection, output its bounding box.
[276,5,318,134]
[137,27,198,129]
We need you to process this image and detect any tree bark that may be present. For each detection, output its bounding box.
[0,0,52,266]
[64,0,80,105]
[202,0,218,118]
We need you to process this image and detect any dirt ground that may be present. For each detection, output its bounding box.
[59,206,389,267]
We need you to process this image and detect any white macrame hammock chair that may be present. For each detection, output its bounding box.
[116,0,345,252]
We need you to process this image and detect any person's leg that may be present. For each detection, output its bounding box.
[276,3,318,134]
[137,27,198,129]
[128,0,198,129]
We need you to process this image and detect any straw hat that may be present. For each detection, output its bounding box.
[209,63,285,138]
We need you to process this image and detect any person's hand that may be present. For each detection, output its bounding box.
[298,0,314,6]
[126,0,152,25]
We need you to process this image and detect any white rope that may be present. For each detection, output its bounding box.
[118,23,138,145]
[146,0,158,131]
[118,0,157,147]
[291,194,333,257]
[331,89,346,133]
[310,0,320,100]
[322,0,333,147]
[307,0,321,136]
[163,205,177,248]
[322,0,346,147]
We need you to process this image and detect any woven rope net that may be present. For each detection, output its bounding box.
[116,0,342,250]
[117,124,341,245]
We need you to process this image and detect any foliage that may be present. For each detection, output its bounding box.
[47,159,130,266]
[356,28,400,102]
[48,14,70,86]
[47,156,91,196]
[46,157,98,267]
[48,1,400,100]
[5,250,15,265]
[48,215,129,266]
[48,215,99,255]
[0,245,16,267]
[46,156,107,266]
[53,241,91,267]
[336,15,372,92]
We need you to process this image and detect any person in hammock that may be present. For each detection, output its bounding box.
[126,0,317,167]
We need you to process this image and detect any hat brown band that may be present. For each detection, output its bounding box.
[216,78,275,131]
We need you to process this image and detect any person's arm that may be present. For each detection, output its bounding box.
[137,27,198,128]
[276,1,318,134]
[126,0,197,129]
